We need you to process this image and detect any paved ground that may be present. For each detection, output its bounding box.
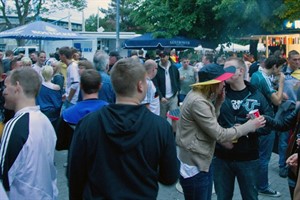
[55,151,290,200]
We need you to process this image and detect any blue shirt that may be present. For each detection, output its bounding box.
[98,71,116,103]
[63,99,108,124]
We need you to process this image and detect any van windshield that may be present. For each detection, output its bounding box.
[14,47,25,56]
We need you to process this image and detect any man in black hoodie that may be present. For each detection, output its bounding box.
[213,57,275,199]
[68,57,179,200]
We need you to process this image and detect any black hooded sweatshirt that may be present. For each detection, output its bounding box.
[68,104,179,200]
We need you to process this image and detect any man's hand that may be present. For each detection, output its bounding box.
[161,97,168,103]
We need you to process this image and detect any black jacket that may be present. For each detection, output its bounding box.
[265,106,299,131]
[68,104,179,200]
[215,81,274,161]
[152,61,180,99]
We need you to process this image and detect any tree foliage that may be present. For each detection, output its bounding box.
[275,0,300,20]
[129,0,228,47]
[0,0,87,29]
[129,0,288,49]
[85,14,116,32]
[98,0,138,32]
[87,0,299,52]
[85,14,97,32]
[214,0,283,37]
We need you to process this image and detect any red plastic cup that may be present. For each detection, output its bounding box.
[1,73,7,80]
[249,109,260,119]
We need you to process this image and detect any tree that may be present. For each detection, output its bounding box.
[85,14,116,32]
[129,0,289,55]
[214,0,284,58]
[88,0,297,57]
[0,0,87,29]
[129,0,228,48]
[85,14,97,32]
[99,0,141,32]
[275,0,300,20]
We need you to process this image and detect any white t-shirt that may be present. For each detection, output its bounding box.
[32,64,44,81]
[66,62,80,104]
[164,64,173,98]
[141,78,160,115]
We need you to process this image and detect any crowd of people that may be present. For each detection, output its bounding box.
[0,46,300,200]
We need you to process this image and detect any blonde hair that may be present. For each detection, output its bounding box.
[21,57,32,67]
[52,61,62,74]
[192,83,221,99]
[41,65,54,81]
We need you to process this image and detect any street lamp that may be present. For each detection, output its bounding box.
[97,7,100,31]
[116,0,120,51]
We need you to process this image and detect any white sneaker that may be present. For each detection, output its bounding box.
[175,182,183,193]
[258,187,281,197]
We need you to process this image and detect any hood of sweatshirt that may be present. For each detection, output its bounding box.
[99,104,151,152]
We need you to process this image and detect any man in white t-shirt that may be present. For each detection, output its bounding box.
[141,59,160,115]
[59,47,80,107]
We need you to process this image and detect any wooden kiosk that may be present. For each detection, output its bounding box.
[264,33,300,57]
[252,20,300,57]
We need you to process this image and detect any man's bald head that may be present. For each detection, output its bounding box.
[144,59,158,79]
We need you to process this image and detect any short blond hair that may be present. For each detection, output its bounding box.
[41,65,54,81]
[21,57,32,67]
[111,58,146,97]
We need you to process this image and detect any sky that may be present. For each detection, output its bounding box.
[50,0,111,23]
[84,0,111,17]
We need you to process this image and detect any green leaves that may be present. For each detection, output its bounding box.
[89,0,296,51]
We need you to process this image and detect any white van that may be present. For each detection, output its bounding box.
[13,46,39,57]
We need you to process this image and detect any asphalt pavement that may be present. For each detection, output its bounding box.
[55,151,290,200]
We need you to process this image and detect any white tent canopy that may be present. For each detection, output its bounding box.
[244,43,266,52]
[194,45,213,52]
[195,43,266,53]
[215,43,248,52]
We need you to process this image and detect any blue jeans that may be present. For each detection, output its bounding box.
[278,131,289,168]
[258,131,275,191]
[213,157,259,200]
[179,165,213,200]
[178,94,186,103]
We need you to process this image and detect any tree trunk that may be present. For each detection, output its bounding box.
[17,39,25,46]
[249,40,258,60]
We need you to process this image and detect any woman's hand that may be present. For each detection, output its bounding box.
[243,115,266,134]
[220,142,234,149]
[252,115,266,129]
[215,86,225,107]
[286,153,298,167]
